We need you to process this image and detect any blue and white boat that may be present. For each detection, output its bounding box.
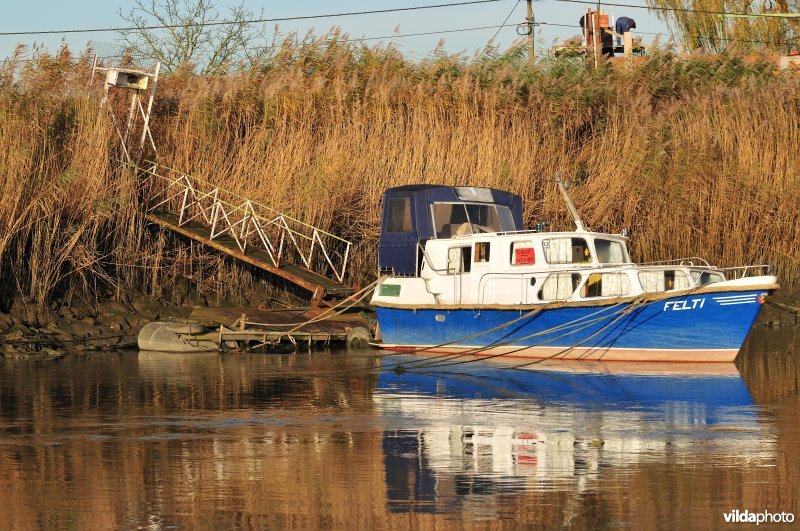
[370,182,778,363]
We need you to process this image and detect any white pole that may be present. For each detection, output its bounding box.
[555,173,586,232]
[140,61,161,153]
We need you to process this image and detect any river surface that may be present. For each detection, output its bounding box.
[0,325,798,529]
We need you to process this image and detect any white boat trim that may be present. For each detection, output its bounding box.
[378,344,741,363]
[373,282,778,310]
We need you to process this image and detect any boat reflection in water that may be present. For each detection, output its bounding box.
[376,356,772,516]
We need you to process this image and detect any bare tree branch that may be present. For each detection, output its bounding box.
[117,0,266,74]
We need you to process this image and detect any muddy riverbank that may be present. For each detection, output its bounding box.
[0,295,194,360]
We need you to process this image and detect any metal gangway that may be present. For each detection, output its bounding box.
[139,162,354,304]
[90,48,354,304]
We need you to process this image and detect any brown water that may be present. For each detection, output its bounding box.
[0,325,797,529]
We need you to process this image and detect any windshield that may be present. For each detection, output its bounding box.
[433,203,516,238]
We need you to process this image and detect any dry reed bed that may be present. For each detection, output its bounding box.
[0,42,798,307]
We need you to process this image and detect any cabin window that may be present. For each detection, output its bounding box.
[497,206,516,232]
[447,246,471,274]
[466,204,498,233]
[511,241,535,265]
[638,270,692,292]
[691,270,725,286]
[466,204,515,233]
[432,203,516,238]
[666,270,691,290]
[386,197,412,233]
[433,204,468,238]
[454,187,494,202]
[538,273,581,301]
[542,238,591,264]
[583,273,632,298]
[474,242,490,263]
[595,239,627,264]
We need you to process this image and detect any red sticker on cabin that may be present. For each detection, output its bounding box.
[515,247,535,265]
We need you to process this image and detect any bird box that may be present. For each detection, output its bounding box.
[106,68,150,90]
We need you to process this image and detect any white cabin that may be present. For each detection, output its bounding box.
[373,229,730,306]
[370,184,759,308]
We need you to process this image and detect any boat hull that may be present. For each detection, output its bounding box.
[375,289,771,363]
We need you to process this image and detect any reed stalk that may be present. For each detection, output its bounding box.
[0,40,797,308]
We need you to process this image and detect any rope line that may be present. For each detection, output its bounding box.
[408,301,633,370]
[308,299,633,377]
[767,299,800,315]
[393,286,707,372]
[232,277,385,335]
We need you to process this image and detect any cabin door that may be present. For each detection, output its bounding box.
[379,194,418,275]
[447,246,472,304]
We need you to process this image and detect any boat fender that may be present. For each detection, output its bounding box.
[137,321,217,352]
[346,327,372,350]
[164,319,206,335]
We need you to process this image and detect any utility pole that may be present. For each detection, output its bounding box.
[593,2,601,69]
[526,0,535,65]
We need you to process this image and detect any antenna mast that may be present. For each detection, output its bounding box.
[555,173,586,232]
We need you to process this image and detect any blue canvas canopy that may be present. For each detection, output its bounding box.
[378,185,524,275]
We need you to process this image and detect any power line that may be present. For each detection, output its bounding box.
[359,18,797,48]
[552,0,800,19]
[490,0,522,42]
[353,2,797,48]
[1,0,794,47]
[0,0,508,37]
[1,24,519,62]
[361,24,511,42]
[3,19,794,64]
[535,20,797,47]
[357,6,798,49]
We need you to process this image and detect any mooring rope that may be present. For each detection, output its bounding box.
[235,285,704,379]
[263,305,568,378]
[234,276,386,330]
[767,299,800,316]
[307,301,634,377]
[498,297,650,370]
[402,286,708,372]
[410,301,635,370]
[248,288,705,381]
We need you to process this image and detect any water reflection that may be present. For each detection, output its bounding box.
[378,359,771,518]
[0,325,796,528]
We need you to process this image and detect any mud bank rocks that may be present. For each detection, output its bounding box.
[0,296,190,360]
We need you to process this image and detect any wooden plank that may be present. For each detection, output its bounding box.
[221,331,348,341]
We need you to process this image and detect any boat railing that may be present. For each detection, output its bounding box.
[639,257,712,267]
[419,237,771,284]
[436,229,538,240]
[418,242,460,274]
[441,228,610,239]
[717,264,773,279]
[137,161,352,283]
